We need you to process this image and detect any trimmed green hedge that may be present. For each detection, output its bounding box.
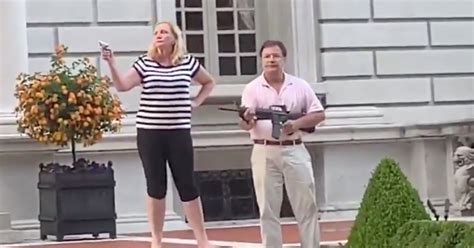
[389,220,474,248]
[345,158,430,248]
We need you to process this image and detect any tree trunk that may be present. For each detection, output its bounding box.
[71,137,76,166]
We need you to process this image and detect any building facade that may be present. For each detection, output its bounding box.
[1,0,473,239]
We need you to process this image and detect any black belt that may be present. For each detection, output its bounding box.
[253,139,302,146]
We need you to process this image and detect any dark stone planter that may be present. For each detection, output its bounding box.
[37,158,117,241]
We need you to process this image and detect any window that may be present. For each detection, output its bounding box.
[176,0,259,84]
[175,0,207,67]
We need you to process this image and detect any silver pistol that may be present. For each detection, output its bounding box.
[98,40,110,50]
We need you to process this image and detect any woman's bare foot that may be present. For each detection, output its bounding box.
[150,240,162,248]
[197,241,216,248]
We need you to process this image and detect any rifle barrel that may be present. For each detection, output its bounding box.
[218,107,240,112]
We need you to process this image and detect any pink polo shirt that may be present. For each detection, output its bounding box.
[241,72,324,141]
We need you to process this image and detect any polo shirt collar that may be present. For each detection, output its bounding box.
[260,72,293,88]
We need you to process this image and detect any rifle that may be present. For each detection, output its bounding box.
[218,104,315,139]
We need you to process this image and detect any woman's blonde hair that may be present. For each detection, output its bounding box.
[147,21,186,65]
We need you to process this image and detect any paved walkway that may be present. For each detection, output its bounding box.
[2,220,352,248]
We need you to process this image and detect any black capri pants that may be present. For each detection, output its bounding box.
[137,128,199,202]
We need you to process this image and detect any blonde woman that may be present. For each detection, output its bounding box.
[102,21,215,248]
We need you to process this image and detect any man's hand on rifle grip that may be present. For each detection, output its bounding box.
[241,108,255,123]
[238,108,256,130]
[238,118,255,130]
[282,120,300,135]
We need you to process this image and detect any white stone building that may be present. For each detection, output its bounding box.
[1,0,473,241]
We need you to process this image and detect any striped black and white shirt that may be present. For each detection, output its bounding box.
[133,54,200,130]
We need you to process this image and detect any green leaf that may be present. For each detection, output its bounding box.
[47,81,61,94]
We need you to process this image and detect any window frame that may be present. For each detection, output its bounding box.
[176,0,263,84]
[175,0,210,69]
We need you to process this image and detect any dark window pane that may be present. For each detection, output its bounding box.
[185,12,203,30]
[218,34,235,53]
[236,0,254,8]
[239,34,255,52]
[176,12,182,29]
[185,0,201,7]
[196,57,205,68]
[241,56,257,75]
[186,35,204,53]
[238,11,254,30]
[217,11,234,30]
[216,0,233,8]
[175,0,181,7]
[219,57,236,75]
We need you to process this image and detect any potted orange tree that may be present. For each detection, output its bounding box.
[14,44,124,241]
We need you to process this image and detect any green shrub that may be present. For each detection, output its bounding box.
[456,225,474,248]
[345,158,430,248]
[388,220,441,248]
[390,220,474,248]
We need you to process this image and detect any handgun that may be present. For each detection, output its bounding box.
[98,40,110,51]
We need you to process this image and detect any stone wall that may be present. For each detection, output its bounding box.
[25,0,156,113]
[318,0,474,124]
[25,0,474,124]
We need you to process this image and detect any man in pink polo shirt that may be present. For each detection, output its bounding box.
[239,40,325,248]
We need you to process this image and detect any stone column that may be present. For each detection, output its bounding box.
[290,0,322,83]
[155,0,175,23]
[0,213,22,244]
[410,140,429,201]
[0,0,28,243]
[445,137,457,214]
[0,0,29,115]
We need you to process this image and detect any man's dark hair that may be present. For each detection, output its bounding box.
[259,40,287,58]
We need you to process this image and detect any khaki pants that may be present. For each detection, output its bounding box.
[251,143,320,248]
